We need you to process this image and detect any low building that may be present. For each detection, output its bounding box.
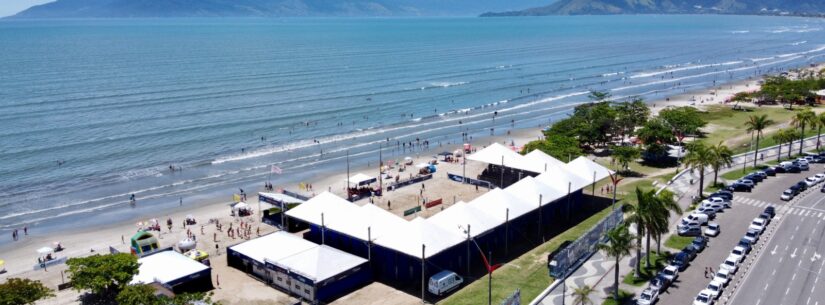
[130,250,212,294]
[227,231,371,303]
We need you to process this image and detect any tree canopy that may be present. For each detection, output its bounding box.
[116,284,217,305]
[0,278,54,305]
[658,106,707,136]
[522,133,583,162]
[610,145,640,172]
[66,253,140,295]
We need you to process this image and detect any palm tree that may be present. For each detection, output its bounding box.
[682,141,713,197]
[785,129,801,159]
[572,285,595,305]
[624,188,652,277]
[598,224,634,301]
[791,109,816,155]
[816,113,825,150]
[709,142,734,186]
[772,130,785,162]
[651,189,681,255]
[745,114,774,167]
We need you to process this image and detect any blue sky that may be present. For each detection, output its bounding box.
[1,0,53,17]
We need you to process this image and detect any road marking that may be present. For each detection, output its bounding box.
[786,287,791,295]
[791,248,798,259]
[773,269,777,276]
[793,273,797,281]
[797,225,801,231]
[780,256,784,263]
[765,283,770,291]
[809,296,812,305]
[772,245,779,255]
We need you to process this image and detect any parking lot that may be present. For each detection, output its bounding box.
[653,164,821,305]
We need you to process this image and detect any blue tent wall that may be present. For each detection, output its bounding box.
[315,262,372,302]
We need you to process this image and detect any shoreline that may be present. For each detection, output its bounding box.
[2,62,822,303]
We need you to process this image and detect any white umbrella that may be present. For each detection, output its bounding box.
[177,238,196,252]
[36,247,53,255]
[416,163,430,168]
[233,202,249,210]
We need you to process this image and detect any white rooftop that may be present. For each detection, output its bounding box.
[426,201,501,238]
[131,250,209,285]
[285,191,359,226]
[229,231,317,264]
[467,188,535,221]
[259,192,305,204]
[346,173,375,185]
[375,217,465,258]
[534,168,592,192]
[565,156,614,183]
[274,245,368,283]
[523,150,567,172]
[467,143,536,173]
[504,176,567,205]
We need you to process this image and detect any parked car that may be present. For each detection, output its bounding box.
[731,246,747,263]
[743,229,760,244]
[660,265,679,282]
[706,280,724,300]
[774,165,788,173]
[757,212,772,225]
[795,162,809,171]
[815,173,825,181]
[679,226,703,237]
[821,184,825,193]
[727,182,752,192]
[804,176,819,187]
[709,190,733,200]
[679,214,709,228]
[713,269,732,286]
[671,252,690,271]
[693,291,714,305]
[789,165,803,173]
[720,255,739,274]
[650,274,671,292]
[781,189,795,201]
[637,287,659,305]
[762,168,776,176]
[683,246,698,261]
[764,206,776,218]
[750,218,767,233]
[795,181,809,191]
[695,206,717,219]
[692,236,708,252]
[738,238,753,253]
[428,270,464,296]
[737,179,755,187]
[752,171,768,179]
[704,223,720,237]
[701,201,725,213]
[745,174,763,183]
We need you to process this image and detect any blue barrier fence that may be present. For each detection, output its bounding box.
[387,174,432,191]
[447,173,495,189]
[548,208,623,278]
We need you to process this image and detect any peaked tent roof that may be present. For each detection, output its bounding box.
[275,245,368,283]
[467,142,536,173]
[565,156,614,183]
[523,150,567,172]
[345,173,376,185]
[504,176,567,205]
[131,250,210,285]
[533,169,592,193]
[467,188,535,222]
[426,201,501,238]
[374,217,465,259]
[330,203,407,241]
[285,191,359,226]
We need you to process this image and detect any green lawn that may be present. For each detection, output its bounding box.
[439,205,616,305]
[602,289,635,305]
[701,105,803,148]
[720,165,770,181]
[664,235,694,251]
[622,251,669,286]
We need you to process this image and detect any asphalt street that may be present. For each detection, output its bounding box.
[730,169,825,305]
[656,167,821,305]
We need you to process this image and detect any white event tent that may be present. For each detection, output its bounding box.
[565,156,614,183]
[427,201,501,238]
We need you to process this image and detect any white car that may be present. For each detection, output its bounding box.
[695,206,717,218]
[743,229,760,243]
[713,269,731,286]
[693,291,714,305]
[705,197,731,208]
[720,255,739,274]
[704,223,720,237]
[706,280,724,300]
[730,246,747,263]
[637,287,658,305]
[804,176,818,187]
[749,218,767,233]
[815,173,825,182]
[661,265,679,282]
[781,189,795,201]
[797,158,810,166]
[737,179,755,187]
[701,201,724,212]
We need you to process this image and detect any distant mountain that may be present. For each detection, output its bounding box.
[8,0,550,18]
[482,0,825,16]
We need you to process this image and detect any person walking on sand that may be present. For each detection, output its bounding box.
[23,226,27,235]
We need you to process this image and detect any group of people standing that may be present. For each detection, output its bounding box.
[11,226,28,241]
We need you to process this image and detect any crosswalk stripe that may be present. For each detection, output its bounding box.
[806,210,812,217]
[819,212,823,218]
[755,201,765,208]
[788,208,796,215]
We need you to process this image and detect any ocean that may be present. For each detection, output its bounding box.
[1,15,824,239]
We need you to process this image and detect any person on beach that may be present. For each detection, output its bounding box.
[24,226,27,235]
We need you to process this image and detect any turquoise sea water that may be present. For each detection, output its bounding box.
[1,16,824,238]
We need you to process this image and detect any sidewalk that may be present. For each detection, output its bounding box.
[532,135,823,305]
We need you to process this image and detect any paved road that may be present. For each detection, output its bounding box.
[730,171,825,305]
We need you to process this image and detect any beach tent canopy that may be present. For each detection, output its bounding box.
[504,176,567,206]
[467,143,536,173]
[814,89,825,96]
[36,247,53,255]
[565,156,614,183]
[426,201,501,238]
[259,192,305,204]
[467,188,535,222]
[130,250,210,285]
[232,202,249,210]
[285,192,359,226]
[437,151,453,156]
[274,245,368,283]
[345,173,376,186]
[374,217,465,259]
[330,203,406,241]
[523,150,567,172]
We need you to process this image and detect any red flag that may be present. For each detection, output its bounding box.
[476,247,502,273]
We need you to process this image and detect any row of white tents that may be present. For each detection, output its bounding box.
[285,143,613,259]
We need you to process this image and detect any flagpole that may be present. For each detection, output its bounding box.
[347,150,351,201]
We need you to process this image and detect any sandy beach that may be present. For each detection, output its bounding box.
[4,63,823,305]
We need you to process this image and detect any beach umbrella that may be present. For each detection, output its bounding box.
[416,163,430,168]
[36,247,53,255]
[177,238,196,252]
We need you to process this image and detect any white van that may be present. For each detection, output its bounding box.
[428,270,463,296]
